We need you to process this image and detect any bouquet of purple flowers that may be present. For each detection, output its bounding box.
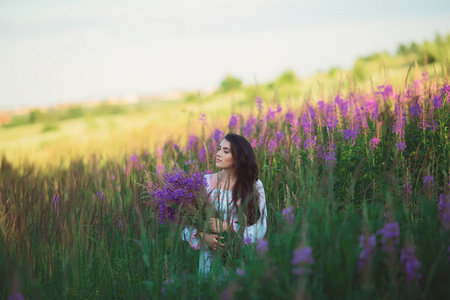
[145,165,212,231]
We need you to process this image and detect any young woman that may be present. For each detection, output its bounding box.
[181,133,267,279]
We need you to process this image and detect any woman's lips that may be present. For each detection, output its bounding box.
[216,158,222,163]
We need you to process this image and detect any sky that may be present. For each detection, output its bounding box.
[1,0,450,110]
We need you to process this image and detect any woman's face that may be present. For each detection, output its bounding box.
[216,139,234,170]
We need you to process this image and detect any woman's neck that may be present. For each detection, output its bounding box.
[218,169,236,190]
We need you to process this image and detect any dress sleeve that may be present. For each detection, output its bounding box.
[181,226,201,250]
[231,180,267,243]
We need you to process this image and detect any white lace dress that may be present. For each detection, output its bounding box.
[181,173,267,279]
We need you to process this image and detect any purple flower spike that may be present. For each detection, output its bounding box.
[186,135,197,151]
[358,234,376,272]
[256,97,263,111]
[228,114,238,129]
[268,139,277,154]
[282,206,294,225]
[424,175,434,187]
[198,148,206,162]
[51,194,60,212]
[400,246,421,283]
[377,222,400,253]
[96,191,105,201]
[236,268,245,276]
[8,293,25,300]
[291,246,314,275]
[438,194,450,231]
[256,239,269,256]
[370,138,380,151]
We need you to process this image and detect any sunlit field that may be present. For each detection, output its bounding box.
[1,35,450,299]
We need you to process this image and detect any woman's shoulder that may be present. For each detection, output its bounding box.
[255,178,264,188]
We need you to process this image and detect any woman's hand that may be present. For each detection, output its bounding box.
[208,218,228,233]
[202,233,225,252]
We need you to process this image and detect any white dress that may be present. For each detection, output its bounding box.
[181,173,268,279]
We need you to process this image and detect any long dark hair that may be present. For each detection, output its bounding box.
[224,133,260,226]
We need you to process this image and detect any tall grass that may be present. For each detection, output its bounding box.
[1,65,450,299]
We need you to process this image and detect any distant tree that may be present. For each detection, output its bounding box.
[219,75,242,92]
[64,106,84,120]
[397,43,409,56]
[275,69,299,84]
[410,42,420,54]
[352,58,367,81]
[29,109,44,123]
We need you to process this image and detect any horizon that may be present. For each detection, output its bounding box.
[1,0,450,111]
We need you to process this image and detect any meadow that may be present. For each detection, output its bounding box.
[1,35,450,299]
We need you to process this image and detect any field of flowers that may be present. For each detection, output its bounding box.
[1,65,450,299]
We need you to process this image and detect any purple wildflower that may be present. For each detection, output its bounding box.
[396,142,406,151]
[111,175,115,180]
[343,129,357,141]
[250,139,257,148]
[243,115,257,138]
[286,110,294,124]
[173,144,180,151]
[118,221,123,228]
[186,135,197,151]
[325,103,337,129]
[438,194,450,231]
[198,148,206,162]
[282,206,294,225]
[8,293,25,300]
[325,143,336,171]
[266,107,276,121]
[370,138,380,151]
[243,235,253,245]
[409,104,421,117]
[51,194,60,212]
[376,222,400,253]
[448,245,450,261]
[376,85,394,100]
[212,129,225,143]
[424,175,434,187]
[307,105,316,121]
[335,95,348,117]
[256,97,263,111]
[400,246,421,283]
[441,83,450,99]
[199,113,207,124]
[130,154,138,163]
[276,131,284,142]
[153,168,207,224]
[358,234,376,272]
[96,191,105,201]
[256,239,269,256]
[403,182,412,195]
[365,98,379,120]
[291,246,314,275]
[432,94,443,110]
[428,120,438,131]
[228,114,238,129]
[236,268,245,276]
[161,278,174,294]
[268,139,277,154]
[302,112,316,151]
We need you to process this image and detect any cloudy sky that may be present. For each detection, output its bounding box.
[1,0,450,110]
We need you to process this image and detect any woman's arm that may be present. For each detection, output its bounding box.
[231,180,267,243]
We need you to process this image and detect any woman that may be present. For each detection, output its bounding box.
[181,133,267,279]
